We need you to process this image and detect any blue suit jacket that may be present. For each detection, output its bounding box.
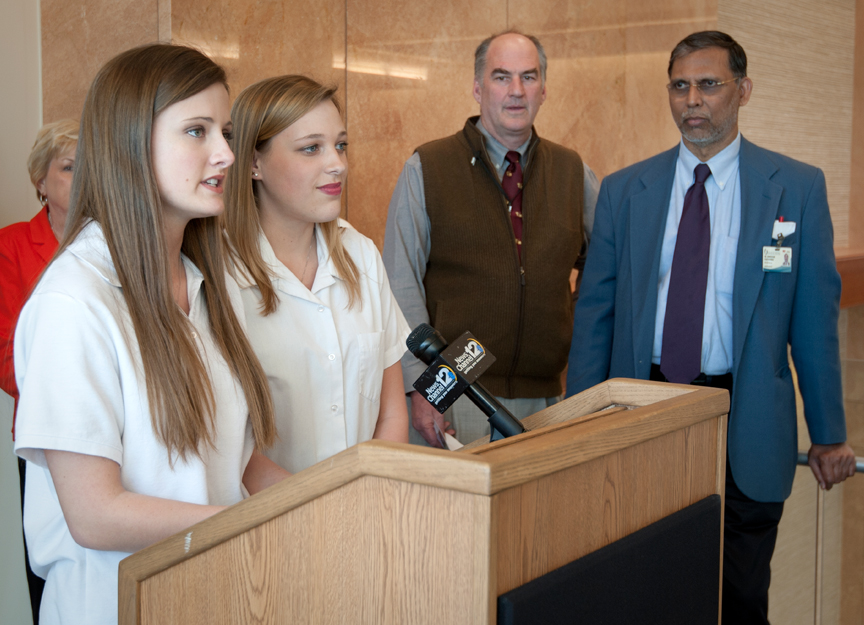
[566,137,846,502]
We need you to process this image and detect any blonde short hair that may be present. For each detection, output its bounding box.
[27,119,79,201]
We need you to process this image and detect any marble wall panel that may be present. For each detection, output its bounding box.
[849,0,864,247]
[1,0,41,229]
[41,0,158,122]
[719,0,855,248]
[344,0,503,246]
[344,0,719,248]
[171,0,345,96]
[511,0,716,176]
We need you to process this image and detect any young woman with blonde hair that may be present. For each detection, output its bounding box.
[225,75,410,473]
[14,44,287,624]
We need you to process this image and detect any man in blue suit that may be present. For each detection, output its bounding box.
[566,31,856,624]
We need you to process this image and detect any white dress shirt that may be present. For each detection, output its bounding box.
[653,133,742,376]
[239,220,410,473]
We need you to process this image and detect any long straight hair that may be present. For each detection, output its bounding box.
[224,75,361,315]
[61,44,275,460]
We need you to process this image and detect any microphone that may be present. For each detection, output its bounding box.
[406,324,526,440]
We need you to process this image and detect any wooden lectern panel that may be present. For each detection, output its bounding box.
[494,416,721,594]
[138,476,493,624]
[119,380,729,625]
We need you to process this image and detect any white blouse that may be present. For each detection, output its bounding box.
[239,220,410,473]
[14,222,255,624]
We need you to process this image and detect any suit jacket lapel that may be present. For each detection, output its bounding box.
[733,137,782,374]
[629,146,678,377]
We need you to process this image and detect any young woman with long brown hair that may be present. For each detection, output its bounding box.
[13,45,287,624]
[224,75,410,473]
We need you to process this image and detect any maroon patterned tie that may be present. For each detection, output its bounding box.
[502,150,524,260]
[660,163,712,384]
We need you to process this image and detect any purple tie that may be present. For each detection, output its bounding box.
[660,163,712,384]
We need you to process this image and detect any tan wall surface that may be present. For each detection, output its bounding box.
[850,0,864,246]
[0,0,42,231]
[0,0,41,620]
[720,0,854,248]
[40,0,158,122]
[161,0,717,247]
[171,0,345,95]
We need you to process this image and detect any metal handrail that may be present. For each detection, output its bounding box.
[796,451,864,473]
[794,450,861,625]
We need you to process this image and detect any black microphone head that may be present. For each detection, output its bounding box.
[406,323,448,365]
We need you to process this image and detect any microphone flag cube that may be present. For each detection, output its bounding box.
[412,332,496,414]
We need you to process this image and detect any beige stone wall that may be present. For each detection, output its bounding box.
[716,1,863,622]
[0,0,41,619]
[39,0,716,247]
[720,0,854,247]
[0,0,42,231]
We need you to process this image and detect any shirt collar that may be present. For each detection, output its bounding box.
[677,132,741,190]
[256,223,338,299]
[68,221,121,287]
[69,220,203,296]
[476,118,532,171]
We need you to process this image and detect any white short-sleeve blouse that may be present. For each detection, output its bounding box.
[239,220,410,473]
[14,222,255,625]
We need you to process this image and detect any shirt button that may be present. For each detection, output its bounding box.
[191,331,198,339]
[328,354,336,361]
[318,306,325,312]
[331,405,338,412]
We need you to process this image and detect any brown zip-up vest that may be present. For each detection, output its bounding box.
[416,117,584,398]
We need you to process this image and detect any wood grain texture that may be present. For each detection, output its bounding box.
[471,384,729,494]
[717,409,728,624]
[494,416,722,594]
[120,379,728,624]
[837,248,864,309]
[119,443,493,624]
[459,405,630,452]
[138,476,492,625]
[460,378,706,451]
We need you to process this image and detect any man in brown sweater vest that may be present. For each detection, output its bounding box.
[383,30,599,447]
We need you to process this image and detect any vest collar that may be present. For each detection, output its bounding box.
[461,116,541,176]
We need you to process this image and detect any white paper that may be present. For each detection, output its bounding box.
[433,419,464,450]
[772,220,796,239]
[443,432,464,451]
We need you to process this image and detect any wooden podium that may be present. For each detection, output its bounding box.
[119,379,729,624]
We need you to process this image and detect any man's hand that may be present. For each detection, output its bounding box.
[808,442,856,490]
[409,390,455,448]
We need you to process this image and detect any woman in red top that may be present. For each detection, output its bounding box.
[0,118,77,625]
[0,119,78,407]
